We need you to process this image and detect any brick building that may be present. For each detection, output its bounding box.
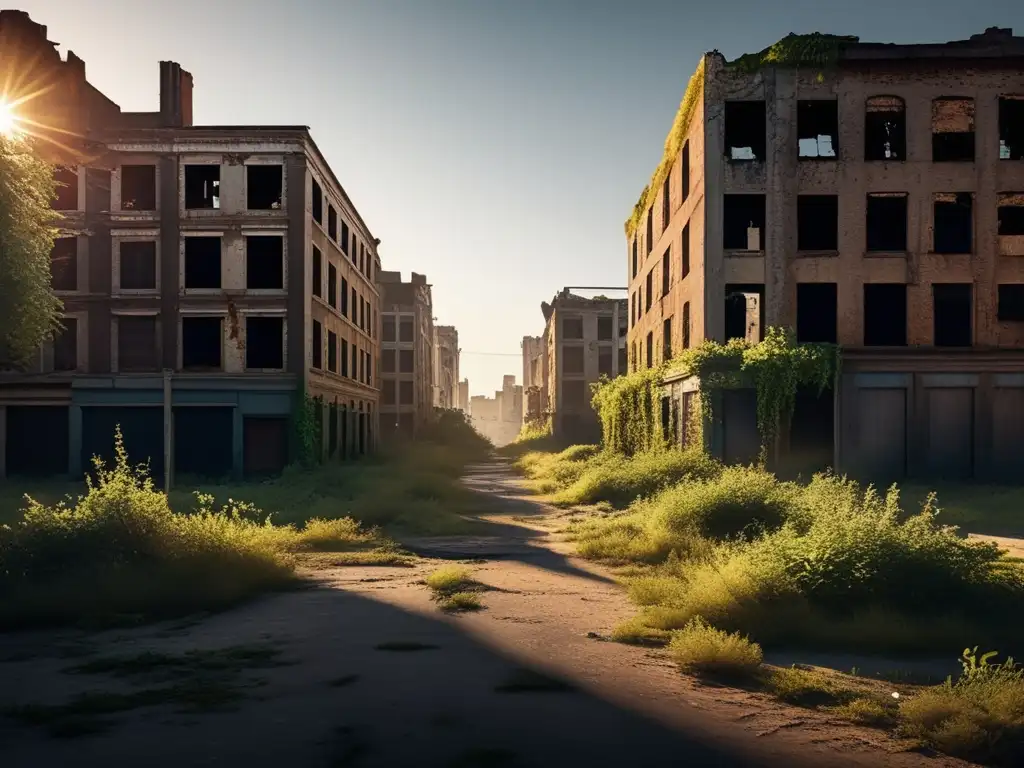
[543,291,627,442]
[432,325,459,410]
[0,11,380,482]
[627,28,1024,482]
[379,272,434,437]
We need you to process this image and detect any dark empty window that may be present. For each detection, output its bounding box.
[350,234,358,262]
[631,238,638,279]
[797,196,839,251]
[646,331,654,369]
[932,98,975,162]
[341,339,349,376]
[399,380,414,405]
[182,316,222,369]
[246,317,284,369]
[662,249,671,295]
[682,222,690,277]
[311,179,323,224]
[328,205,337,239]
[342,277,350,317]
[312,246,322,297]
[933,283,973,347]
[563,345,584,374]
[796,283,838,344]
[797,100,838,159]
[563,380,587,407]
[663,317,673,361]
[399,318,413,343]
[118,316,158,371]
[681,141,690,202]
[725,101,766,161]
[662,174,671,231]
[53,166,78,210]
[866,194,908,252]
[246,236,283,290]
[1000,97,1024,160]
[184,165,220,209]
[599,348,613,377]
[382,379,396,405]
[382,349,396,373]
[725,285,764,343]
[50,237,77,291]
[645,268,654,311]
[351,344,357,379]
[999,194,1024,237]
[863,283,907,346]
[120,241,157,290]
[121,164,156,210]
[399,349,414,373]
[562,317,583,339]
[327,263,338,307]
[865,97,906,161]
[312,320,323,368]
[724,195,766,250]
[352,288,358,323]
[646,207,653,254]
[998,284,1024,322]
[247,165,283,210]
[682,301,691,349]
[597,316,613,341]
[340,221,350,252]
[53,318,77,372]
[184,237,221,289]
[383,316,396,342]
[326,330,338,372]
[933,193,973,254]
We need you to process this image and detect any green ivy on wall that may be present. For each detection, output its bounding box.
[292,388,323,468]
[726,32,857,73]
[591,366,667,456]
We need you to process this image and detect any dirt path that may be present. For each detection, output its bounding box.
[0,461,973,768]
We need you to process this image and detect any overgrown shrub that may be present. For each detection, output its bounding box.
[667,618,763,677]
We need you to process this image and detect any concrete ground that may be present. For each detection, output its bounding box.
[0,463,975,768]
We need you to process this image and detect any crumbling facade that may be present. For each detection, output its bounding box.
[543,291,628,442]
[627,28,1024,482]
[521,335,548,424]
[379,272,434,438]
[457,378,469,412]
[0,11,380,482]
[432,325,459,410]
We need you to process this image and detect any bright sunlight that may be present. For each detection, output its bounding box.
[0,99,19,136]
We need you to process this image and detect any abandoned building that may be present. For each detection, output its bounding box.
[0,10,380,482]
[626,27,1024,483]
[379,272,434,438]
[469,375,523,446]
[432,325,460,410]
[541,291,628,442]
[457,378,470,413]
[521,335,548,424]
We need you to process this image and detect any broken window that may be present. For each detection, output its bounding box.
[866,193,908,252]
[382,379,396,405]
[182,316,222,369]
[399,318,413,342]
[723,194,766,250]
[681,141,690,202]
[725,101,766,161]
[341,339,349,376]
[797,100,838,159]
[311,179,323,224]
[399,380,414,405]
[662,174,671,232]
[184,165,220,209]
[662,248,671,296]
[246,165,282,210]
[998,284,1024,322]
[645,331,654,369]
[998,193,1024,256]
[563,345,584,374]
[53,166,78,210]
[246,317,284,369]
[597,316,613,341]
[663,317,673,360]
[932,98,975,162]
[796,283,838,344]
[725,284,764,342]
[383,316,395,342]
[682,222,690,278]
[184,237,221,289]
[326,330,337,372]
[562,317,583,339]
[797,195,839,251]
[682,301,691,349]
[121,164,156,210]
[933,193,973,254]
[53,318,78,372]
[327,263,337,307]
[312,321,323,369]
[1000,97,1024,160]
[645,269,654,311]
[120,241,156,290]
[312,246,322,297]
[245,236,283,290]
[933,283,972,347]
[646,207,653,255]
[50,237,77,291]
[599,347,613,377]
[382,349,396,373]
[865,96,906,161]
[631,238,638,279]
[328,205,337,239]
[118,316,158,371]
[399,349,414,373]
[863,283,907,346]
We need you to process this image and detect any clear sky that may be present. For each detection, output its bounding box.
[19,0,1022,395]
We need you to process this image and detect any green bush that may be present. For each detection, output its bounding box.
[667,618,763,677]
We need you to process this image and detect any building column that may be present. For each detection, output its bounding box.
[68,404,83,478]
[0,405,6,480]
[232,406,244,480]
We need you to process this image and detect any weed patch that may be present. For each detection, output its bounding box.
[667,618,763,679]
[425,566,487,613]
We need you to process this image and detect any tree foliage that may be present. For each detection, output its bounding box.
[0,136,61,366]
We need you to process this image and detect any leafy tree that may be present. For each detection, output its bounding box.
[0,135,60,367]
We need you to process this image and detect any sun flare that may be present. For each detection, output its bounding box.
[0,100,19,137]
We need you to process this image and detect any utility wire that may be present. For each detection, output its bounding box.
[459,350,522,357]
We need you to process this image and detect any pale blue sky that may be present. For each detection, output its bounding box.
[20,0,1021,395]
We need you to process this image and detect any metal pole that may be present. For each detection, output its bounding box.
[163,368,173,490]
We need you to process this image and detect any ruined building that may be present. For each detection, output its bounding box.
[457,378,470,412]
[521,335,548,423]
[626,28,1024,482]
[542,291,628,442]
[432,325,460,410]
[0,11,380,482]
[469,375,523,446]
[379,272,434,437]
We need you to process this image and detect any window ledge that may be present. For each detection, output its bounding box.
[796,250,839,258]
[724,249,764,258]
[928,251,973,257]
[797,156,839,162]
[864,250,909,258]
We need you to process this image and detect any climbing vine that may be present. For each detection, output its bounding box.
[591,366,666,456]
[726,32,856,73]
[292,388,322,467]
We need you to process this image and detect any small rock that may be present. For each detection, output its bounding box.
[586,631,607,641]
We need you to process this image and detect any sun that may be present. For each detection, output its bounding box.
[0,100,19,137]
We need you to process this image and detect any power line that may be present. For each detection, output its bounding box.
[460,350,522,357]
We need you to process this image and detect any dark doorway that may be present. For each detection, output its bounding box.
[787,386,835,478]
[5,406,69,477]
[82,406,164,485]
[243,416,288,477]
[175,407,233,479]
